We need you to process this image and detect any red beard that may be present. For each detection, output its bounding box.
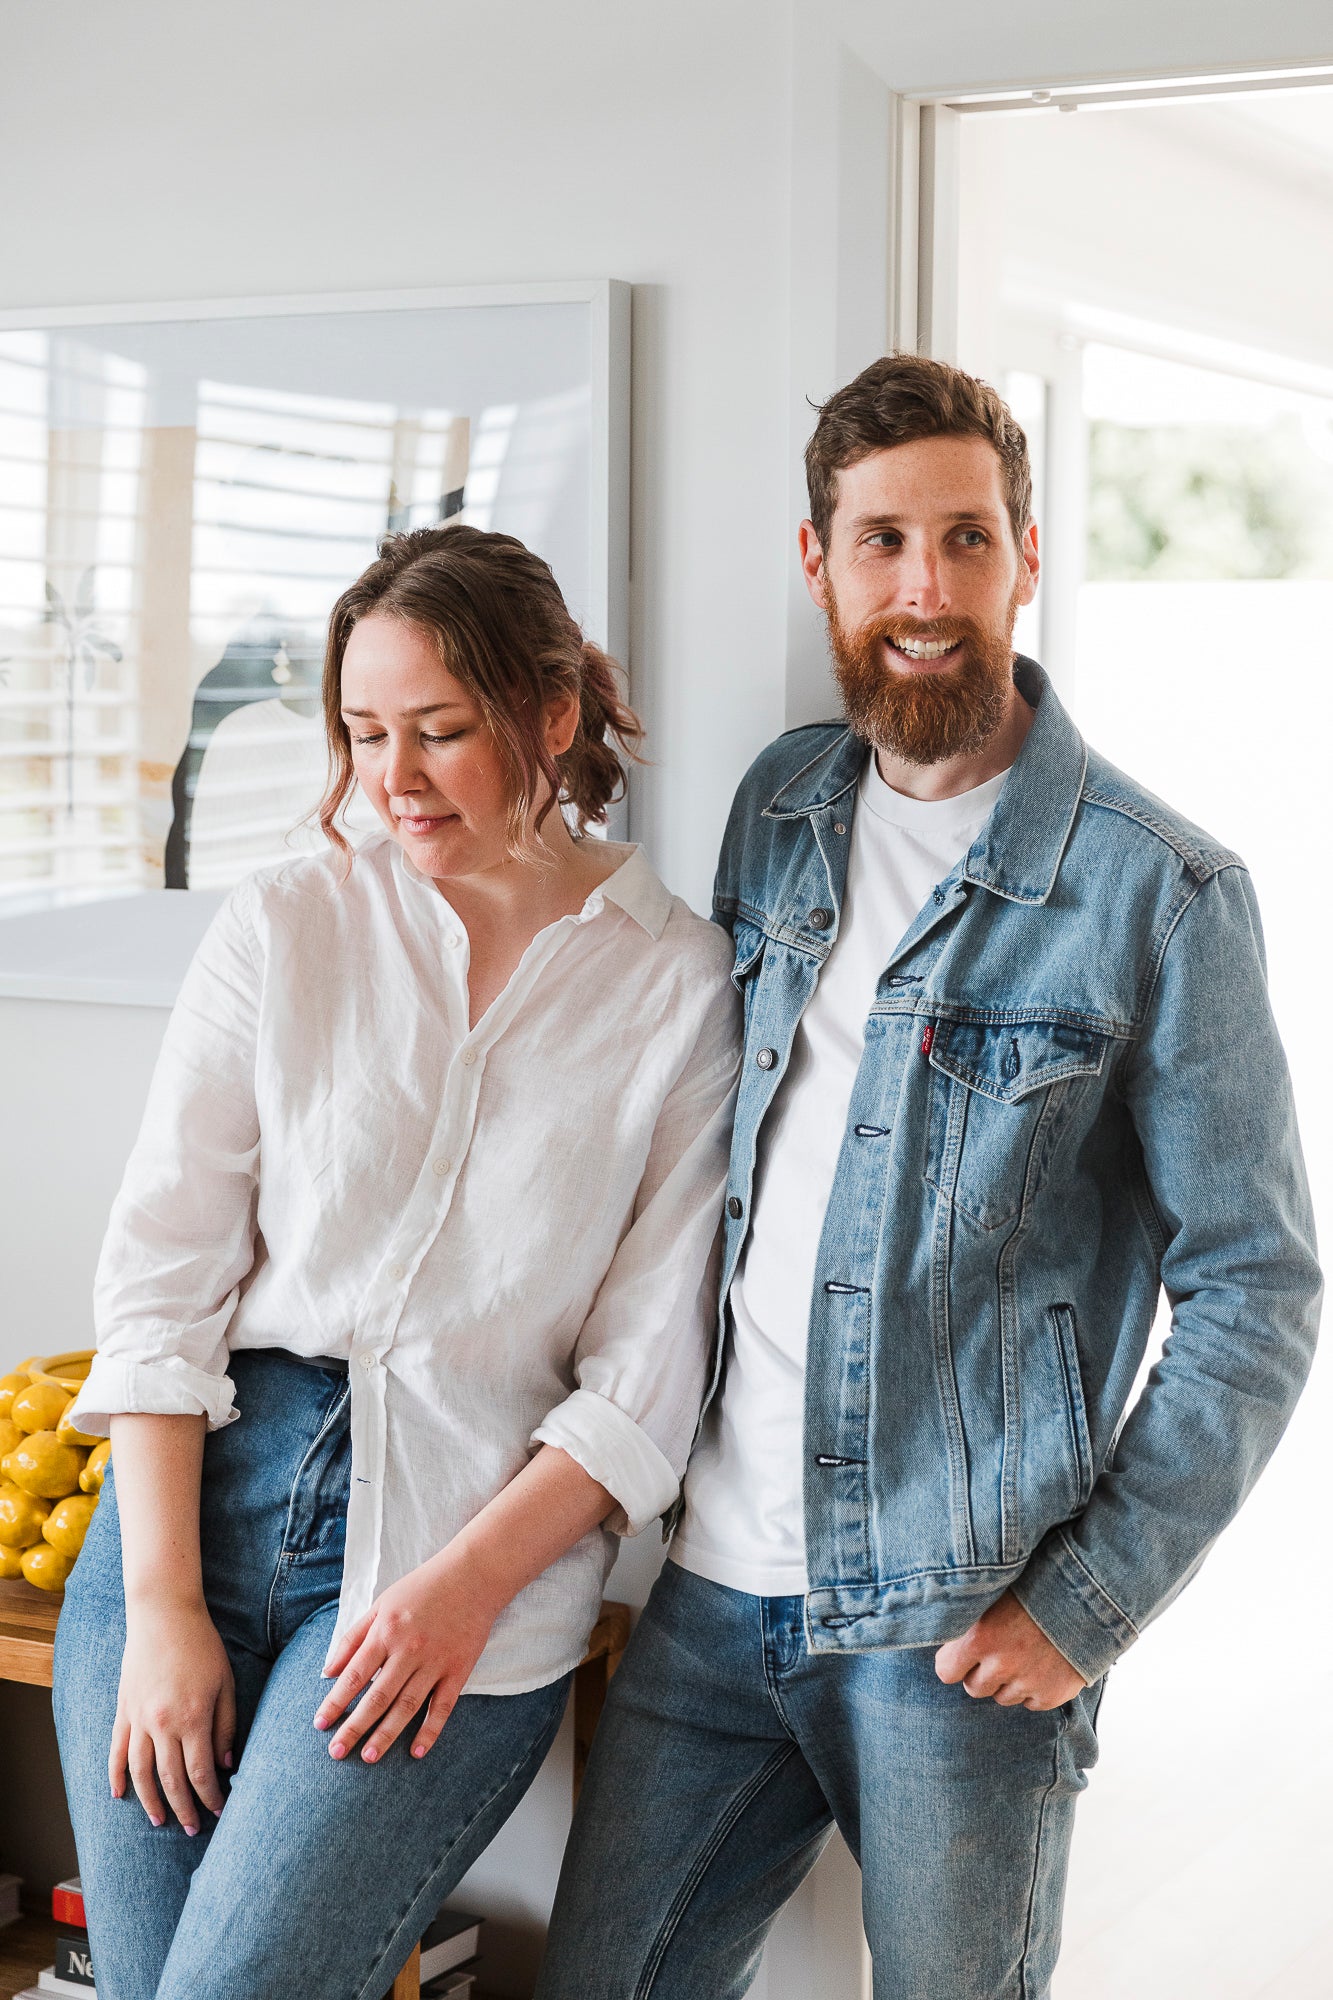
[826,598,1018,766]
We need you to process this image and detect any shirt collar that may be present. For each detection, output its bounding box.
[392,835,673,941]
[763,657,1086,908]
[586,841,674,940]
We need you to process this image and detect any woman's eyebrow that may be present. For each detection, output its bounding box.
[341,701,468,719]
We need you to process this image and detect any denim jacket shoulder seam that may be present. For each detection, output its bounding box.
[1080,787,1241,883]
[1131,858,1248,1034]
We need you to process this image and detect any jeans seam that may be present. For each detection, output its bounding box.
[1017,1726,1064,2000]
[636,1744,801,2000]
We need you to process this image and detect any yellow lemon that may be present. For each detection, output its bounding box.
[79,1440,111,1494]
[21,1542,73,1591]
[4,1431,84,1500]
[55,1403,102,1451]
[42,1493,98,1558]
[0,1544,25,1579]
[0,1482,52,1550]
[10,1379,70,1436]
[0,1371,32,1422]
[0,1418,20,1462]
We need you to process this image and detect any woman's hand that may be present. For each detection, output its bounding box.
[315,1445,614,1765]
[314,1554,498,1764]
[111,1597,236,1833]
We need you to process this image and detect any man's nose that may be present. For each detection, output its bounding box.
[896,545,948,620]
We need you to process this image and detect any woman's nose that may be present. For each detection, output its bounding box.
[383,736,424,798]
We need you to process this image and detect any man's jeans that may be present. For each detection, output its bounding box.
[537,1561,1103,2000]
[53,1350,570,2000]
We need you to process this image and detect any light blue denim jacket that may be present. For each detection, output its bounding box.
[709,659,1321,1681]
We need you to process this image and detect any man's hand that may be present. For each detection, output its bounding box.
[934,1590,1086,1710]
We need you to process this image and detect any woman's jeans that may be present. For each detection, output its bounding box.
[53,1350,570,2000]
[537,1560,1104,2000]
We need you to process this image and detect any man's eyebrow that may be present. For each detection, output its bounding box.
[846,508,1005,531]
[340,701,468,718]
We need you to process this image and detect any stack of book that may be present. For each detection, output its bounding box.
[418,1907,483,1997]
[11,1877,95,2000]
[10,1882,483,1999]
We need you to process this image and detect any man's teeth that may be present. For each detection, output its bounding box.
[894,636,958,659]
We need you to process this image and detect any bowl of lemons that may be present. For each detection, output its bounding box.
[0,1351,108,1592]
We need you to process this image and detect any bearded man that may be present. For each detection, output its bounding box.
[536,355,1321,1999]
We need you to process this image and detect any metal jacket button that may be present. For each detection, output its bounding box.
[809,907,832,929]
[726,1195,743,1220]
[756,1047,777,1070]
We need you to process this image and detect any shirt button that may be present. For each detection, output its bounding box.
[726,1195,743,1220]
[389,1263,406,1281]
[756,1048,777,1070]
[809,907,832,930]
[833,822,847,836]
[463,1051,477,1067]
[359,1352,375,1373]
[432,1157,451,1177]
[444,934,461,949]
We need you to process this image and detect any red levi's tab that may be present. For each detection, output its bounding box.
[52,1877,86,1928]
[920,1024,935,1058]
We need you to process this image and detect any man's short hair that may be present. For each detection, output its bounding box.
[805,353,1032,553]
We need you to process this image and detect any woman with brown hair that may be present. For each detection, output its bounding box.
[52,524,739,2000]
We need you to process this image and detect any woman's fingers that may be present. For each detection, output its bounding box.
[212,1672,237,1775]
[409,1684,456,1761]
[322,1610,374,1682]
[151,1732,201,1836]
[314,1633,386,1734]
[184,1720,226,1817]
[108,1712,131,1801]
[358,1673,437,1763]
[326,1654,406,1759]
[127,1729,168,1829]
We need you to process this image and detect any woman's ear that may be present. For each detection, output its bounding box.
[544,689,581,758]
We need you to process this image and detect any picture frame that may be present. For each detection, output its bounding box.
[0,281,629,996]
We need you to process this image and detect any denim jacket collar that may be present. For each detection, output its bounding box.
[761,657,1085,910]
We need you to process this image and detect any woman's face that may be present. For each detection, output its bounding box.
[340,614,531,883]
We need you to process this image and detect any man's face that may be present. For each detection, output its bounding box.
[800,435,1040,766]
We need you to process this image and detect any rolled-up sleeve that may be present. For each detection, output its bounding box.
[531,973,740,1535]
[70,882,264,1437]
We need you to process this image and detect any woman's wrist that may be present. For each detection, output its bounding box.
[123,1576,209,1619]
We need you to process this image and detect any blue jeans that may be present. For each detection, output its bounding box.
[53,1350,570,2000]
[537,1561,1103,2000]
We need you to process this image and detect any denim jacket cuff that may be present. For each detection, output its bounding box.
[1011,1528,1139,1683]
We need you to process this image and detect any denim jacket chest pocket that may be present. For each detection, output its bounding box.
[924,1014,1109,1231]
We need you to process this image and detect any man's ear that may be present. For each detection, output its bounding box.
[799,520,829,612]
[1016,519,1039,606]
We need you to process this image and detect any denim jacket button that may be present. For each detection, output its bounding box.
[726,1195,743,1220]
[756,1048,777,1070]
[809,907,833,929]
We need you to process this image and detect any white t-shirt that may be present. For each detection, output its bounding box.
[673,754,1008,1597]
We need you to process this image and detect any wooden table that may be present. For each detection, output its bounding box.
[0,1579,630,2000]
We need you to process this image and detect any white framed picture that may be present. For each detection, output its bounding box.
[0,281,629,929]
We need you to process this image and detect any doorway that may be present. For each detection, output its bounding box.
[903,76,1333,1997]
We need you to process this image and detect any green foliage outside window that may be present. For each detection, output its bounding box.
[1087,414,1333,581]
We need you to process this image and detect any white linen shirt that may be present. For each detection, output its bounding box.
[72,837,740,1694]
